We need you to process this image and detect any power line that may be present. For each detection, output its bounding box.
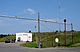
[0,15,37,21]
[58,0,63,31]
[0,15,71,25]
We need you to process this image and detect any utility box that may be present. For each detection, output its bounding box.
[16,33,32,42]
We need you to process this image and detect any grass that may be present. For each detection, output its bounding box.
[70,43,80,47]
[20,42,37,48]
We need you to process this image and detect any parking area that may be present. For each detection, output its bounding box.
[0,42,23,48]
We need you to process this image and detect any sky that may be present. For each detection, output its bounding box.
[0,0,80,34]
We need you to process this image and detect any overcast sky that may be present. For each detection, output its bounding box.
[0,0,80,34]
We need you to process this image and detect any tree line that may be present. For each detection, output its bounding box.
[0,34,15,38]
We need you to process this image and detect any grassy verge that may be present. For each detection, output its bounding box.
[20,42,37,48]
[69,43,80,47]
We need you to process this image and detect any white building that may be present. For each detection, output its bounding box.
[16,32,32,42]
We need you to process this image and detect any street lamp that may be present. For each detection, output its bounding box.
[64,19,66,46]
[71,23,74,44]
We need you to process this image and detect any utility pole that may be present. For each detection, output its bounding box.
[38,12,41,48]
[64,19,66,46]
[71,23,74,44]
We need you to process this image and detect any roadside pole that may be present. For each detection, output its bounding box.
[71,23,74,44]
[64,19,66,46]
[38,12,41,48]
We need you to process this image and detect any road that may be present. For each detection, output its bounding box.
[0,42,80,52]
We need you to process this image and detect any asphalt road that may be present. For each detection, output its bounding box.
[0,42,80,52]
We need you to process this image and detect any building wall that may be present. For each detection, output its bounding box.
[16,33,32,42]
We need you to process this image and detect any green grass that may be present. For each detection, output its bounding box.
[20,42,37,48]
[70,43,80,47]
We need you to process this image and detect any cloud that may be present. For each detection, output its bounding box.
[26,8,36,15]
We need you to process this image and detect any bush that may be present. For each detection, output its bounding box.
[0,35,16,42]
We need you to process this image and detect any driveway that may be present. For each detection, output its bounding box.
[0,42,22,48]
